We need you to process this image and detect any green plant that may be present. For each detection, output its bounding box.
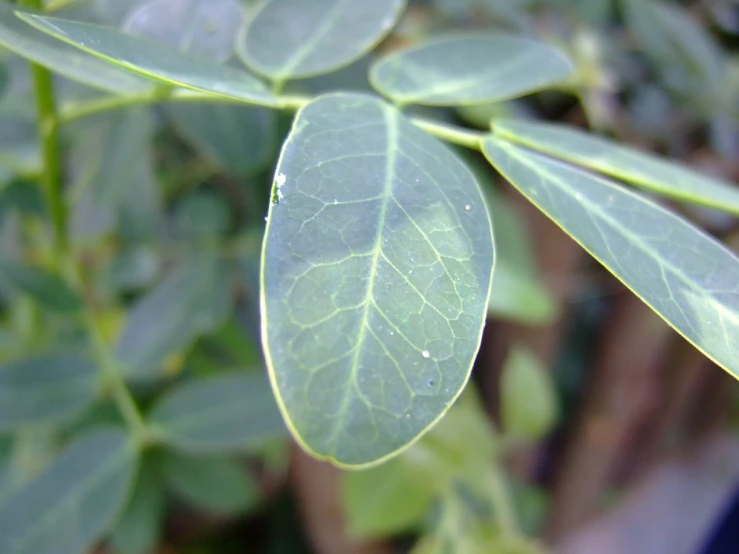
[0,0,736,553]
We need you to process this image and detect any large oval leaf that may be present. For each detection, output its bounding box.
[19,13,278,106]
[482,137,739,378]
[149,372,286,453]
[0,5,153,94]
[237,0,405,81]
[261,93,494,467]
[0,429,137,554]
[493,119,739,216]
[370,34,574,106]
[0,353,99,431]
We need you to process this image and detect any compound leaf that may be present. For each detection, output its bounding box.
[0,5,153,94]
[19,13,278,106]
[262,93,494,467]
[493,118,739,216]
[150,371,286,453]
[370,34,573,106]
[482,137,739,379]
[237,0,405,81]
[0,429,137,554]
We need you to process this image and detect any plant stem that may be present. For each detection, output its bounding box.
[26,0,67,259]
[410,117,485,150]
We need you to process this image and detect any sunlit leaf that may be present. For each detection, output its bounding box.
[109,458,165,554]
[0,353,99,431]
[19,13,278,106]
[482,137,739,379]
[115,256,231,378]
[0,5,153,94]
[0,259,81,312]
[123,0,245,63]
[150,372,286,453]
[166,102,276,177]
[493,119,739,216]
[500,346,558,440]
[262,92,494,467]
[159,451,258,516]
[0,429,137,554]
[370,34,573,106]
[237,0,405,81]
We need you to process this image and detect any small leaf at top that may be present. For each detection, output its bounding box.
[493,118,739,216]
[370,34,574,106]
[0,5,153,94]
[0,429,137,554]
[482,137,739,380]
[149,371,286,453]
[0,353,99,431]
[123,0,245,63]
[18,13,278,106]
[261,92,494,467]
[237,0,406,82]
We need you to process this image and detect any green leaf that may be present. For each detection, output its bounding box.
[500,346,558,440]
[173,191,231,239]
[342,456,435,538]
[159,451,258,516]
[19,13,278,106]
[0,259,82,312]
[482,137,739,379]
[0,5,153,94]
[115,256,231,378]
[0,428,137,554]
[237,0,405,82]
[0,353,99,431]
[109,458,165,554]
[122,0,245,63]
[369,34,574,106]
[166,102,276,177]
[493,119,739,216]
[149,372,286,453]
[262,92,494,467]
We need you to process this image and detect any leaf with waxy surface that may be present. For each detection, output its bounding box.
[493,119,739,216]
[19,13,278,106]
[262,93,494,467]
[0,353,99,431]
[0,429,137,554]
[237,0,405,81]
[482,137,739,379]
[150,372,286,453]
[370,34,574,106]
[0,5,153,94]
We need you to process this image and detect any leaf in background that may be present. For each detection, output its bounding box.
[0,430,58,507]
[0,5,153,94]
[0,259,81,312]
[622,0,726,105]
[342,455,435,538]
[237,0,405,81]
[166,102,276,177]
[92,0,149,26]
[115,256,232,379]
[0,353,99,432]
[262,92,494,467]
[0,429,137,554]
[19,13,278,106]
[173,191,232,239]
[109,458,165,554]
[123,0,245,63]
[159,451,258,516]
[482,137,739,380]
[493,119,739,216]
[500,346,558,440]
[150,371,286,453]
[369,34,574,106]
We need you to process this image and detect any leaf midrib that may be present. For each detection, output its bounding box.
[326,104,398,456]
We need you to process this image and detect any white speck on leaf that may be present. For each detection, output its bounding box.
[422,350,430,358]
[464,204,472,211]
[276,173,286,188]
